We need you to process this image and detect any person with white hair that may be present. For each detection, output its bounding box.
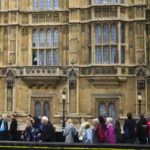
[40,116,55,142]
[0,113,8,140]
[105,117,116,143]
[92,118,105,143]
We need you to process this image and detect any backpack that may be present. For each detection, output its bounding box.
[124,127,129,137]
[71,127,77,137]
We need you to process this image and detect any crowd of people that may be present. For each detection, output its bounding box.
[0,112,150,144]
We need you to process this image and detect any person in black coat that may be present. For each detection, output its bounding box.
[123,112,136,143]
[41,116,55,142]
[136,114,148,144]
[0,114,8,140]
[10,114,17,141]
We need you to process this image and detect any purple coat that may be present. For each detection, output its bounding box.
[105,124,116,143]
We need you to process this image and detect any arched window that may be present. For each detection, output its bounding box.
[103,24,109,43]
[120,0,124,4]
[111,46,118,63]
[46,50,51,66]
[47,29,51,47]
[103,0,108,3]
[95,25,101,44]
[33,29,38,47]
[111,0,117,3]
[111,24,117,43]
[47,0,52,9]
[100,103,106,119]
[95,0,101,4]
[35,102,41,117]
[44,102,50,119]
[39,30,45,47]
[33,0,38,10]
[103,46,109,64]
[53,50,59,65]
[121,24,125,43]
[54,0,59,9]
[40,0,45,10]
[53,29,59,47]
[108,103,115,121]
[39,50,44,66]
[95,47,102,64]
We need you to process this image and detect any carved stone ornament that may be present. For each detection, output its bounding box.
[6,68,15,84]
[136,68,146,90]
[69,69,78,81]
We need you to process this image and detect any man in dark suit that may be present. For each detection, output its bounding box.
[10,114,17,141]
[0,114,8,140]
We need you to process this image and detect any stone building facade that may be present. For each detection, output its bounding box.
[0,0,149,130]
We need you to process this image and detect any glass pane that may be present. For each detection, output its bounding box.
[120,0,124,4]
[95,25,101,44]
[121,46,125,64]
[32,50,37,65]
[111,24,117,43]
[53,50,59,65]
[95,0,101,4]
[39,30,45,47]
[89,0,92,5]
[39,50,44,66]
[103,24,109,43]
[121,24,125,43]
[111,46,118,64]
[47,0,52,9]
[89,25,92,44]
[108,103,115,121]
[103,0,108,3]
[46,50,51,66]
[103,46,109,64]
[43,102,50,119]
[47,30,51,47]
[40,0,45,10]
[53,29,59,47]
[89,47,92,64]
[95,47,101,64]
[54,0,59,9]
[100,103,106,119]
[35,102,41,117]
[33,30,38,47]
[33,0,38,10]
[111,0,117,3]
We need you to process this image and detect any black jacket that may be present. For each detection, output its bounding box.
[136,118,148,143]
[0,119,8,140]
[0,119,8,132]
[42,122,55,142]
[10,118,17,140]
[124,118,136,137]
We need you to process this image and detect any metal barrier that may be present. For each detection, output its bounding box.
[0,141,149,150]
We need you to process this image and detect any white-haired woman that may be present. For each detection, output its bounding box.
[0,114,8,140]
[105,117,116,143]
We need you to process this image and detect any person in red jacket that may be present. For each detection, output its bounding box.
[92,118,105,143]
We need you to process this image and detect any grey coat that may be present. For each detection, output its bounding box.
[63,124,74,143]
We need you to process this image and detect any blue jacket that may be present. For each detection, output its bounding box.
[82,128,93,144]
